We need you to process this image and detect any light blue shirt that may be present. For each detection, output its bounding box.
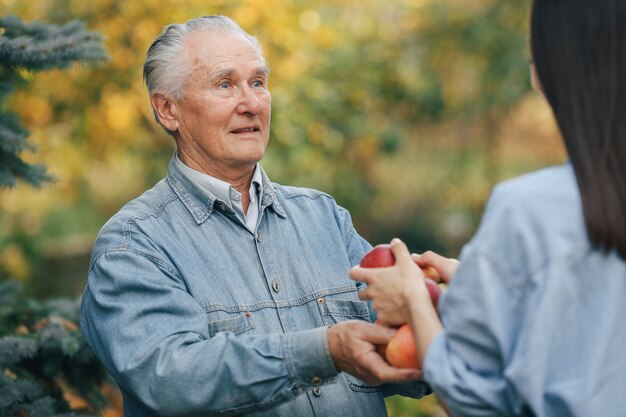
[80,154,429,417]
[424,164,626,417]
[174,154,262,232]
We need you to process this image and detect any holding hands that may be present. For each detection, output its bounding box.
[349,239,457,376]
[330,239,458,385]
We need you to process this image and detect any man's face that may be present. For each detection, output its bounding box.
[172,30,271,177]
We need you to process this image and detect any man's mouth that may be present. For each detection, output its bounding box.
[231,126,260,134]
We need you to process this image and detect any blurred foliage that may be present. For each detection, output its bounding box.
[0,1,568,414]
[386,394,447,417]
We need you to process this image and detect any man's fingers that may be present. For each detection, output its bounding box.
[377,365,422,382]
[363,323,397,344]
[364,351,422,382]
[346,320,395,344]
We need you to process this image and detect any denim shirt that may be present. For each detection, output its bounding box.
[80,155,428,417]
[423,164,626,416]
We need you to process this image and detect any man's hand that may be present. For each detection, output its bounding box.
[327,320,421,385]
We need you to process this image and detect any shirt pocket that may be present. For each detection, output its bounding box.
[319,298,372,326]
[207,313,255,337]
[318,297,381,393]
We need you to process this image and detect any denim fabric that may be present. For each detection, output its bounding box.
[424,164,626,417]
[81,154,428,417]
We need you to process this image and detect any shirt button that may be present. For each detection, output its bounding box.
[255,233,261,242]
[311,376,322,385]
[312,387,322,396]
[271,280,280,293]
[317,298,325,304]
[244,312,251,318]
[231,193,241,201]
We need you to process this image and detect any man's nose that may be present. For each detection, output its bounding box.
[237,84,262,115]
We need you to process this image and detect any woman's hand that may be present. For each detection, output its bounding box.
[350,238,431,327]
[411,251,459,284]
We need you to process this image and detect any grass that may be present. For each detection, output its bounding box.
[385,393,447,417]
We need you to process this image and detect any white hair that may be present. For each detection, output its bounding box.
[143,15,267,100]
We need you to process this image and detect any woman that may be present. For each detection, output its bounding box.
[350,0,626,416]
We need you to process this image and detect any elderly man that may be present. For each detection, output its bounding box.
[80,15,428,417]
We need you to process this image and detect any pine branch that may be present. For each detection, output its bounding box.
[21,396,57,417]
[0,112,31,153]
[0,282,110,416]
[39,322,73,351]
[2,16,85,40]
[47,299,81,321]
[0,374,44,409]
[0,15,107,71]
[0,153,51,188]
[0,14,108,188]
[0,73,21,100]
[0,281,20,304]
[0,336,37,366]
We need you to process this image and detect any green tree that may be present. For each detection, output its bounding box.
[0,15,110,417]
[0,15,106,188]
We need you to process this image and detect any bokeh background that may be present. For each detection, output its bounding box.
[0,0,565,415]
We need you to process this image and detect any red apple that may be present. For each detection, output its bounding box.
[360,244,441,308]
[359,244,396,268]
[385,323,419,369]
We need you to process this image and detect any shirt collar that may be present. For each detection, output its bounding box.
[250,164,263,203]
[174,152,262,207]
[168,153,285,224]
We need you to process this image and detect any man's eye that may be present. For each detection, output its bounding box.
[252,80,264,88]
[219,82,231,89]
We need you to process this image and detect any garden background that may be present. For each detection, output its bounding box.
[0,0,565,415]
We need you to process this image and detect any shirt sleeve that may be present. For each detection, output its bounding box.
[80,249,338,417]
[422,194,531,416]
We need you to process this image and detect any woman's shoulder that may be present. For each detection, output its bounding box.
[490,164,578,210]
[467,164,588,273]
[483,164,582,229]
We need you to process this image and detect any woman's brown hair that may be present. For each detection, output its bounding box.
[531,0,626,258]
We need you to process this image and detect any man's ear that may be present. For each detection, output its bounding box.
[150,93,179,132]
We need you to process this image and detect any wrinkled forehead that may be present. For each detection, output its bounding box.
[182,29,265,72]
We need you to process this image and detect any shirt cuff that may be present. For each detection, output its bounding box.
[283,327,338,390]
